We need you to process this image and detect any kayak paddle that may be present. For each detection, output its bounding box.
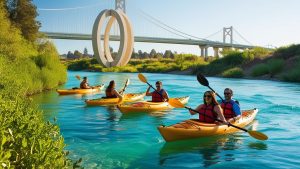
[120,79,130,95]
[138,73,165,99]
[168,98,268,141]
[75,75,81,80]
[197,73,224,102]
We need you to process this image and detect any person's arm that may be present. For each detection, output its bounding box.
[189,104,202,115]
[83,83,91,89]
[214,105,227,123]
[145,86,152,96]
[162,90,169,102]
[232,101,241,116]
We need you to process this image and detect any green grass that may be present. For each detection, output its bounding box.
[222,67,244,78]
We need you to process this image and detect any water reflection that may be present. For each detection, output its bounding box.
[159,136,242,168]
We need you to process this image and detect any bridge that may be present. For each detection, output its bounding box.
[38,0,263,58]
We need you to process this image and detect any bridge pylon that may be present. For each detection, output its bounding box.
[115,0,126,13]
[223,26,233,45]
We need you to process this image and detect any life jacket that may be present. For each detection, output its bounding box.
[152,89,165,102]
[198,104,217,123]
[105,88,117,98]
[221,101,236,119]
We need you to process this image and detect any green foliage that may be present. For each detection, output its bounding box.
[251,63,269,77]
[222,67,244,78]
[0,98,69,168]
[6,0,40,42]
[267,58,284,77]
[274,44,300,59]
[0,2,71,167]
[281,59,300,82]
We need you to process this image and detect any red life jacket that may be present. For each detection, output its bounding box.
[221,102,236,119]
[198,104,217,123]
[152,89,165,102]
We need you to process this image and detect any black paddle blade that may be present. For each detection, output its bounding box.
[197,73,209,86]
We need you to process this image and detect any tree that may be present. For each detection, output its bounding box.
[150,49,157,58]
[163,50,174,58]
[6,0,40,42]
[83,47,88,57]
[73,50,82,59]
[138,50,143,59]
[66,51,74,59]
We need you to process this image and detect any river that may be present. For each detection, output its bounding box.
[33,71,300,168]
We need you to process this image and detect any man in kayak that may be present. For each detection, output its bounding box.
[189,91,227,124]
[80,77,93,89]
[221,88,241,122]
[146,81,169,102]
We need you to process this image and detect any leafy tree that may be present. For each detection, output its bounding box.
[150,49,157,58]
[6,0,40,42]
[83,47,88,57]
[163,50,174,58]
[74,50,83,58]
[67,51,74,59]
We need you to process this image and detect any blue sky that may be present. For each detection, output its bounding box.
[34,0,300,55]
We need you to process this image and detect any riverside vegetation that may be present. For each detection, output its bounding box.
[67,44,300,83]
[0,0,81,168]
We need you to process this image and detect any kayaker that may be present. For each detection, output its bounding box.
[80,77,93,89]
[105,80,123,100]
[146,81,169,102]
[221,88,241,122]
[189,91,227,124]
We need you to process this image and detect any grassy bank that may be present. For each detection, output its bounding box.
[67,54,208,73]
[66,44,300,83]
[0,1,74,167]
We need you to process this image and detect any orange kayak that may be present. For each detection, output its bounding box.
[117,96,189,114]
[158,109,258,142]
[85,93,146,106]
[56,84,104,95]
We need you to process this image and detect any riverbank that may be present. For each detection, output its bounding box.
[66,44,300,83]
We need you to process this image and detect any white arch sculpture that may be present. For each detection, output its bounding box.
[92,9,134,67]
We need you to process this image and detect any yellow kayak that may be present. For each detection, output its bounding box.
[158,109,258,142]
[85,93,146,106]
[118,96,190,114]
[56,85,104,95]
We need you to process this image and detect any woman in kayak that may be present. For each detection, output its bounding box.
[189,91,227,124]
[105,80,123,100]
[146,81,169,102]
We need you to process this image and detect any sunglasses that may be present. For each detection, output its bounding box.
[204,95,212,98]
[224,92,232,95]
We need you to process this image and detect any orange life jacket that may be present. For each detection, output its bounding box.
[221,102,236,119]
[152,89,165,102]
[199,104,217,123]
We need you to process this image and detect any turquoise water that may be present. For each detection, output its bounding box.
[33,71,300,168]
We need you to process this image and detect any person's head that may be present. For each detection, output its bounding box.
[83,77,88,82]
[108,80,115,89]
[224,88,233,101]
[203,91,219,105]
[155,81,162,90]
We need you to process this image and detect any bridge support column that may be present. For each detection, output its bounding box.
[199,45,205,57]
[213,47,219,58]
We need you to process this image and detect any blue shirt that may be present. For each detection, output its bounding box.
[221,99,241,116]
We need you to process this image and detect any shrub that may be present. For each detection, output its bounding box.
[222,67,244,78]
[281,60,300,82]
[274,44,300,59]
[267,58,284,77]
[251,63,269,77]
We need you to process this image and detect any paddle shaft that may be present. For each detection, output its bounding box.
[146,82,165,98]
[207,86,225,102]
[186,106,248,132]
